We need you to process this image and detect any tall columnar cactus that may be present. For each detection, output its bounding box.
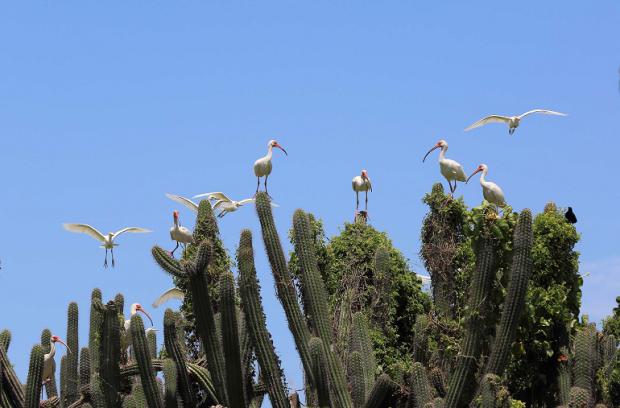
[162,358,178,408]
[220,270,248,408]
[152,242,228,404]
[130,314,164,408]
[66,302,80,405]
[147,329,157,359]
[309,337,331,408]
[480,374,502,408]
[293,209,353,407]
[557,347,571,406]
[348,351,367,408]
[237,229,289,408]
[40,329,58,398]
[0,329,10,352]
[163,309,196,407]
[444,235,498,408]
[412,315,430,365]
[255,194,315,386]
[569,386,591,408]
[350,312,377,396]
[574,324,598,396]
[372,247,392,325]
[409,362,432,408]
[485,210,533,376]
[59,355,67,404]
[0,330,22,408]
[363,373,398,408]
[429,367,447,398]
[89,288,103,375]
[25,344,44,408]
[99,301,121,407]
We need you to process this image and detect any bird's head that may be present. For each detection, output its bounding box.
[173,210,179,221]
[269,139,288,155]
[361,169,369,179]
[51,335,71,353]
[423,139,447,162]
[466,164,488,183]
[131,303,154,326]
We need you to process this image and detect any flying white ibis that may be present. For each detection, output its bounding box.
[352,169,372,214]
[165,193,199,213]
[123,303,154,353]
[193,192,278,218]
[63,224,152,268]
[466,164,506,210]
[254,140,287,196]
[170,211,193,256]
[42,335,70,386]
[422,139,467,194]
[465,109,567,135]
[152,287,184,308]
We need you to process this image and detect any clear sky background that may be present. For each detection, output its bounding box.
[1,2,619,403]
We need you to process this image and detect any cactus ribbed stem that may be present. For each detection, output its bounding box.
[122,395,138,408]
[0,336,24,407]
[350,312,377,396]
[147,329,157,359]
[162,358,178,408]
[66,302,80,405]
[130,315,164,408]
[429,367,446,398]
[569,386,591,408]
[444,236,497,408]
[25,344,44,408]
[152,246,185,278]
[485,210,533,376]
[0,329,11,352]
[308,337,331,408]
[480,374,501,408]
[164,309,196,407]
[412,315,430,365]
[99,301,121,407]
[348,351,366,408]
[255,193,314,385]
[574,324,597,395]
[88,289,103,376]
[293,209,352,408]
[557,347,571,406]
[237,229,288,408]
[409,362,432,408]
[89,374,107,408]
[363,373,398,408]
[59,355,67,404]
[220,270,247,408]
[79,348,91,390]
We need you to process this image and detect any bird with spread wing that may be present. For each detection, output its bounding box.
[465,109,566,134]
[63,223,152,268]
[193,191,278,218]
[152,287,184,308]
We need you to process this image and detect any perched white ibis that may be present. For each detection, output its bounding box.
[170,211,193,256]
[352,170,372,214]
[193,192,278,218]
[423,139,467,194]
[123,303,154,352]
[253,140,287,195]
[165,193,199,213]
[63,224,152,268]
[465,109,567,135]
[42,335,70,386]
[152,287,184,308]
[466,164,506,210]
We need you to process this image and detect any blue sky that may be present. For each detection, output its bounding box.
[1,2,619,402]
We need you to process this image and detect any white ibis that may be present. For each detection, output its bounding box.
[465,109,567,135]
[466,164,506,210]
[152,287,184,308]
[123,303,154,353]
[170,211,193,256]
[42,335,70,386]
[352,170,372,214]
[165,193,199,213]
[253,140,287,195]
[63,224,152,268]
[193,192,278,218]
[422,139,467,194]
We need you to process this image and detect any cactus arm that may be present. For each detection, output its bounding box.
[350,312,377,397]
[0,335,24,406]
[152,246,186,278]
[163,309,196,407]
[348,351,366,408]
[88,289,103,376]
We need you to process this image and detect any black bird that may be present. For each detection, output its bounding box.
[565,207,577,224]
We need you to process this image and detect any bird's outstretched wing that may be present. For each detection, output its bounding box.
[63,223,106,242]
[465,115,511,131]
[165,193,199,213]
[112,227,152,238]
[152,287,184,308]
[518,109,567,119]
[237,198,256,206]
[193,192,232,202]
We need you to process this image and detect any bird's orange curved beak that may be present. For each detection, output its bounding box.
[54,337,71,354]
[274,143,288,155]
[422,144,440,163]
[466,167,483,184]
[138,307,154,326]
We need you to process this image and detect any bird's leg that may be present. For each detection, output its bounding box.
[365,190,368,212]
[171,241,180,257]
[111,247,115,268]
[104,249,108,268]
[265,175,271,198]
[255,177,260,195]
[452,180,457,194]
[355,191,359,216]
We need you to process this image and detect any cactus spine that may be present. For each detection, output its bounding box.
[99,301,121,407]
[348,351,366,408]
[130,314,164,408]
[163,309,196,407]
[574,324,597,396]
[65,302,80,405]
[162,358,178,407]
[89,289,103,376]
[25,344,44,408]
[308,337,331,408]
[410,362,432,408]
[350,312,377,397]
[557,347,571,406]
[293,209,353,408]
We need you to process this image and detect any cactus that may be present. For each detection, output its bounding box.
[25,344,44,408]
[412,315,430,365]
[350,312,377,396]
[574,324,597,395]
[569,386,591,408]
[130,314,164,408]
[255,193,314,385]
[363,373,398,408]
[348,351,367,408]
[444,234,497,408]
[557,347,571,406]
[163,309,196,407]
[65,302,80,405]
[292,209,353,407]
[0,330,10,353]
[372,247,392,325]
[480,374,502,408]
[429,367,447,398]
[485,210,533,376]
[237,229,288,408]
[162,358,178,407]
[59,355,67,404]
[409,362,432,408]
[89,289,103,375]
[100,301,121,406]
[220,270,248,408]
[79,347,91,390]
[308,337,331,408]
